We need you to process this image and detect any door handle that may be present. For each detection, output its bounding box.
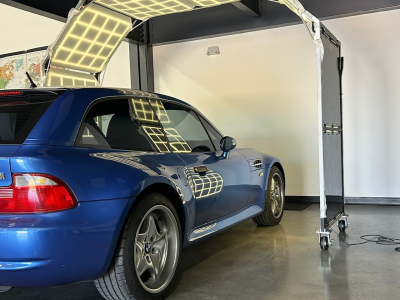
[194,165,209,174]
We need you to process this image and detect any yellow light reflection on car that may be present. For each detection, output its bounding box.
[184,167,224,199]
[130,98,159,123]
[149,99,192,153]
[142,126,170,153]
[50,3,132,74]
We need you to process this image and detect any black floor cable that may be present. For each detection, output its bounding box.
[331,228,400,251]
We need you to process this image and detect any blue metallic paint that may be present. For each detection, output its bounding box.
[0,88,283,287]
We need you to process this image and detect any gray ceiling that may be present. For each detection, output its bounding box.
[3,0,400,44]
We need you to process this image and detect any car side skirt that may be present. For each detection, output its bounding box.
[183,202,264,248]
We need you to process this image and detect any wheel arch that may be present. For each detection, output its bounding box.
[136,182,186,234]
[272,162,286,188]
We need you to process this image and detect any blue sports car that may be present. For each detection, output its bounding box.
[0,88,285,299]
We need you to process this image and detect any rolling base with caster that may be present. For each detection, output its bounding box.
[317,229,333,250]
[338,214,349,232]
[317,213,349,250]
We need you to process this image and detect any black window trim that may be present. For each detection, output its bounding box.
[197,114,223,152]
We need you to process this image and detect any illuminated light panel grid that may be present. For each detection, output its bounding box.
[185,167,223,199]
[142,126,170,152]
[44,68,99,87]
[130,98,159,123]
[190,0,238,8]
[51,3,132,74]
[94,0,194,20]
[164,127,191,153]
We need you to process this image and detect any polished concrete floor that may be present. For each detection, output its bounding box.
[4,205,400,300]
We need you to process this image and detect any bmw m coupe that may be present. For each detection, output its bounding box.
[0,88,285,300]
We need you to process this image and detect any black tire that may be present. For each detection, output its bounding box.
[320,236,329,250]
[95,193,182,300]
[338,220,346,232]
[253,166,285,226]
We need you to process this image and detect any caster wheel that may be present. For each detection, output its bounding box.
[320,236,329,250]
[338,220,346,232]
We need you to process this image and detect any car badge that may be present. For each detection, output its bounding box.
[0,173,5,180]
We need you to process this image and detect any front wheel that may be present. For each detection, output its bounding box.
[95,193,181,300]
[253,166,285,226]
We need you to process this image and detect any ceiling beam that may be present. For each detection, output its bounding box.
[1,0,67,22]
[232,0,260,17]
[148,0,400,45]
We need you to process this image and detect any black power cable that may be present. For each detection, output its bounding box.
[331,228,400,250]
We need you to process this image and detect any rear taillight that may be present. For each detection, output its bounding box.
[0,174,77,214]
[0,91,22,96]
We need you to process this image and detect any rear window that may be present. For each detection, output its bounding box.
[0,94,56,144]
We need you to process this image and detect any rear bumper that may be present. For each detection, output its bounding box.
[0,198,133,287]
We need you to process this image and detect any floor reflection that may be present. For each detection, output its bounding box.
[319,231,350,300]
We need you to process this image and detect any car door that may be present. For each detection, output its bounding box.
[151,99,252,227]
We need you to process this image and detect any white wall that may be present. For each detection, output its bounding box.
[154,9,400,198]
[0,4,131,88]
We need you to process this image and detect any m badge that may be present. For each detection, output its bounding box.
[0,173,5,180]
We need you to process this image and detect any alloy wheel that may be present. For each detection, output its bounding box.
[270,173,284,218]
[134,205,179,294]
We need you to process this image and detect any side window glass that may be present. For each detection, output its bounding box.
[198,116,223,151]
[76,98,165,152]
[130,98,169,152]
[151,100,215,153]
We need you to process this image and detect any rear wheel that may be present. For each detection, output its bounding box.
[253,166,285,226]
[95,193,181,300]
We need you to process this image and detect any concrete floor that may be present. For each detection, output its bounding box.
[3,205,400,300]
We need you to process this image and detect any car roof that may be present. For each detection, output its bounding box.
[4,87,194,108]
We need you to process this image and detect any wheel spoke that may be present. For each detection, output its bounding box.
[137,232,146,244]
[143,214,157,238]
[136,240,144,253]
[150,251,162,277]
[137,255,150,276]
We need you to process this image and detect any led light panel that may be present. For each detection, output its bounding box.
[50,3,132,73]
[94,0,195,20]
[44,68,99,87]
[190,0,238,8]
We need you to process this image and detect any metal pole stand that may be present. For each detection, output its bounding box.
[269,1,348,251]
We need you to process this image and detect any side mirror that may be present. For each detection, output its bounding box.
[219,136,237,159]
